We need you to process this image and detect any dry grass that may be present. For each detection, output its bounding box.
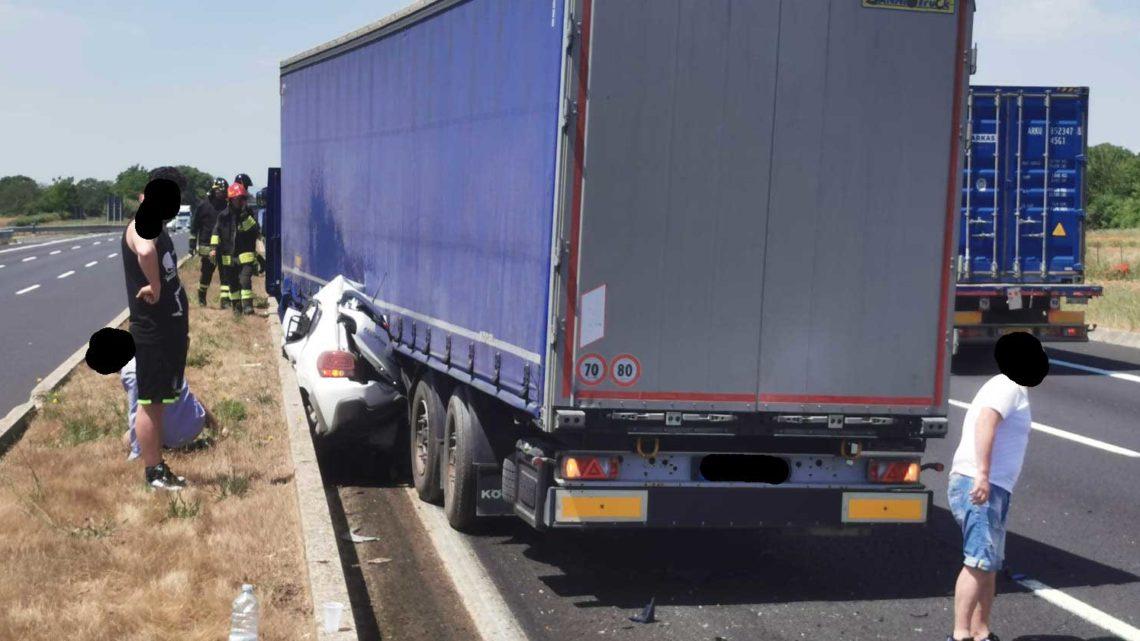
[0,263,311,641]
[1081,229,1140,331]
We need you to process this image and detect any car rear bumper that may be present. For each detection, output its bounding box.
[536,485,931,529]
[310,378,402,444]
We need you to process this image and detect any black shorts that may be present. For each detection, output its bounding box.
[135,337,189,405]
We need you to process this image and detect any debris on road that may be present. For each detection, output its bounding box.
[341,528,380,543]
[366,557,392,565]
[629,597,656,624]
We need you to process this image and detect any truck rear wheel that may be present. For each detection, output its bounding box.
[443,388,480,531]
[410,376,446,503]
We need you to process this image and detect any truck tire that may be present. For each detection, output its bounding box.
[410,376,446,503]
[443,388,480,531]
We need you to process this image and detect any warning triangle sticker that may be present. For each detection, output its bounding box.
[1052,222,1067,237]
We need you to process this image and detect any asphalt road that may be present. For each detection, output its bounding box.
[331,339,1140,641]
[0,230,189,417]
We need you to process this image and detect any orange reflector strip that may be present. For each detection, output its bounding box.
[1048,310,1085,325]
[843,493,927,523]
[555,491,647,523]
[954,311,982,325]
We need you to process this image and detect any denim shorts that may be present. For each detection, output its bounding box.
[948,472,1011,572]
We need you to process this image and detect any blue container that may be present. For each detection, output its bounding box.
[279,0,565,414]
[958,86,1088,284]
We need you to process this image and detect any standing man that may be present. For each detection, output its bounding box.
[211,181,261,316]
[946,332,1049,641]
[121,166,190,491]
[189,177,228,307]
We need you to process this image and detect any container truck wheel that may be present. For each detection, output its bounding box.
[410,376,446,503]
[442,388,480,531]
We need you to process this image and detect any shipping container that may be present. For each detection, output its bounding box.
[278,0,973,531]
[954,85,1101,348]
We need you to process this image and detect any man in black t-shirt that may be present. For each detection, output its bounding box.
[122,166,191,491]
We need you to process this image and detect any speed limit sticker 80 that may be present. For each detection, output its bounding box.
[609,354,641,387]
[576,354,606,386]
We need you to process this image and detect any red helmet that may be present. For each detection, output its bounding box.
[227,182,249,200]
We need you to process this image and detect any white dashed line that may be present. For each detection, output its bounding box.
[107,252,118,259]
[16,284,40,295]
[949,399,1140,457]
[71,245,81,250]
[21,256,36,262]
[50,249,61,255]
[57,270,75,279]
[1051,358,1140,385]
[0,264,5,269]
[93,241,102,246]
[1015,576,1140,640]
[84,260,98,268]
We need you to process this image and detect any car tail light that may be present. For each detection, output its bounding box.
[317,350,356,378]
[867,460,920,483]
[562,456,620,480]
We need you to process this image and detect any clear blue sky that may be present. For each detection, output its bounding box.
[1,0,1138,185]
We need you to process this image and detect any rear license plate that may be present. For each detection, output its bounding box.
[842,492,927,523]
[554,490,647,523]
[1000,326,1032,336]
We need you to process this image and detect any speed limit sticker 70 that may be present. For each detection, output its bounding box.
[576,354,606,386]
[610,354,641,387]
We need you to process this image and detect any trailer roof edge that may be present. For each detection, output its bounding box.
[279,0,451,74]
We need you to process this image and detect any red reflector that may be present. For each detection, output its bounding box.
[1064,327,1079,336]
[562,456,620,480]
[867,460,920,483]
[317,350,355,378]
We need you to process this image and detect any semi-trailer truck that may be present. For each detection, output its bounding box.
[276,0,974,531]
[955,85,1102,351]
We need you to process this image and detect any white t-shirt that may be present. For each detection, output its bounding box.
[951,374,1032,493]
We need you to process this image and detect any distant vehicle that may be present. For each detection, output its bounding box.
[954,86,1102,351]
[168,205,191,232]
[275,0,972,531]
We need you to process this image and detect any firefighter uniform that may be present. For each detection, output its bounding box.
[211,182,261,315]
[189,179,227,306]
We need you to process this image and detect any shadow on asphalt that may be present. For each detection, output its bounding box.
[952,345,1140,377]
[466,506,1137,611]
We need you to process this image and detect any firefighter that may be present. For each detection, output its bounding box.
[188,177,228,307]
[210,182,261,316]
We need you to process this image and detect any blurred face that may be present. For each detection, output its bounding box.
[230,195,248,211]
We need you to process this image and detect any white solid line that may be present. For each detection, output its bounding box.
[84,260,98,268]
[16,284,40,295]
[1016,576,1140,640]
[71,245,80,250]
[949,399,1140,457]
[57,270,75,279]
[404,488,529,641]
[21,256,36,262]
[107,252,118,259]
[1052,358,1140,385]
[49,250,61,255]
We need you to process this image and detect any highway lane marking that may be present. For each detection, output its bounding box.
[50,250,61,255]
[84,261,98,268]
[93,241,102,245]
[16,284,40,295]
[107,252,118,259]
[0,233,102,255]
[404,488,529,641]
[1051,358,1140,385]
[57,271,75,279]
[0,264,5,269]
[1015,576,1140,640]
[949,399,1140,458]
[71,245,80,250]
[21,256,36,262]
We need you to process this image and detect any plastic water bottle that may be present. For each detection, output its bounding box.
[228,584,259,641]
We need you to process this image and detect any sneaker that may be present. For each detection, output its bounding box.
[976,634,1000,641]
[145,461,186,491]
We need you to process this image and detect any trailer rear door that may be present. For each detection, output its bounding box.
[553,0,971,414]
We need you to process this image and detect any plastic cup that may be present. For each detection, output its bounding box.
[322,601,345,633]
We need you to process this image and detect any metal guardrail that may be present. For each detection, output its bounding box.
[5,224,126,235]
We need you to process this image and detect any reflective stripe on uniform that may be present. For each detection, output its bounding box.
[138,399,152,405]
[239,216,256,232]
[238,251,256,264]
[197,246,212,256]
[240,289,254,300]
[219,285,230,300]
[161,397,178,404]
[210,235,220,244]
[221,256,233,265]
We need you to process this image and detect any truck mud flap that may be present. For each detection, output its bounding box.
[504,452,554,531]
[476,463,512,516]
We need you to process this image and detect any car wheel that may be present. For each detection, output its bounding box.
[410,376,446,503]
[443,388,480,531]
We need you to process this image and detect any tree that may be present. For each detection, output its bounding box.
[0,175,42,216]
[113,164,150,202]
[1086,143,1140,229]
[75,178,113,218]
[35,177,80,216]
[176,165,216,209]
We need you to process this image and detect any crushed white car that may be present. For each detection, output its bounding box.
[282,276,403,447]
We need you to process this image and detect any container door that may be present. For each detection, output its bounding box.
[960,89,1003,280]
